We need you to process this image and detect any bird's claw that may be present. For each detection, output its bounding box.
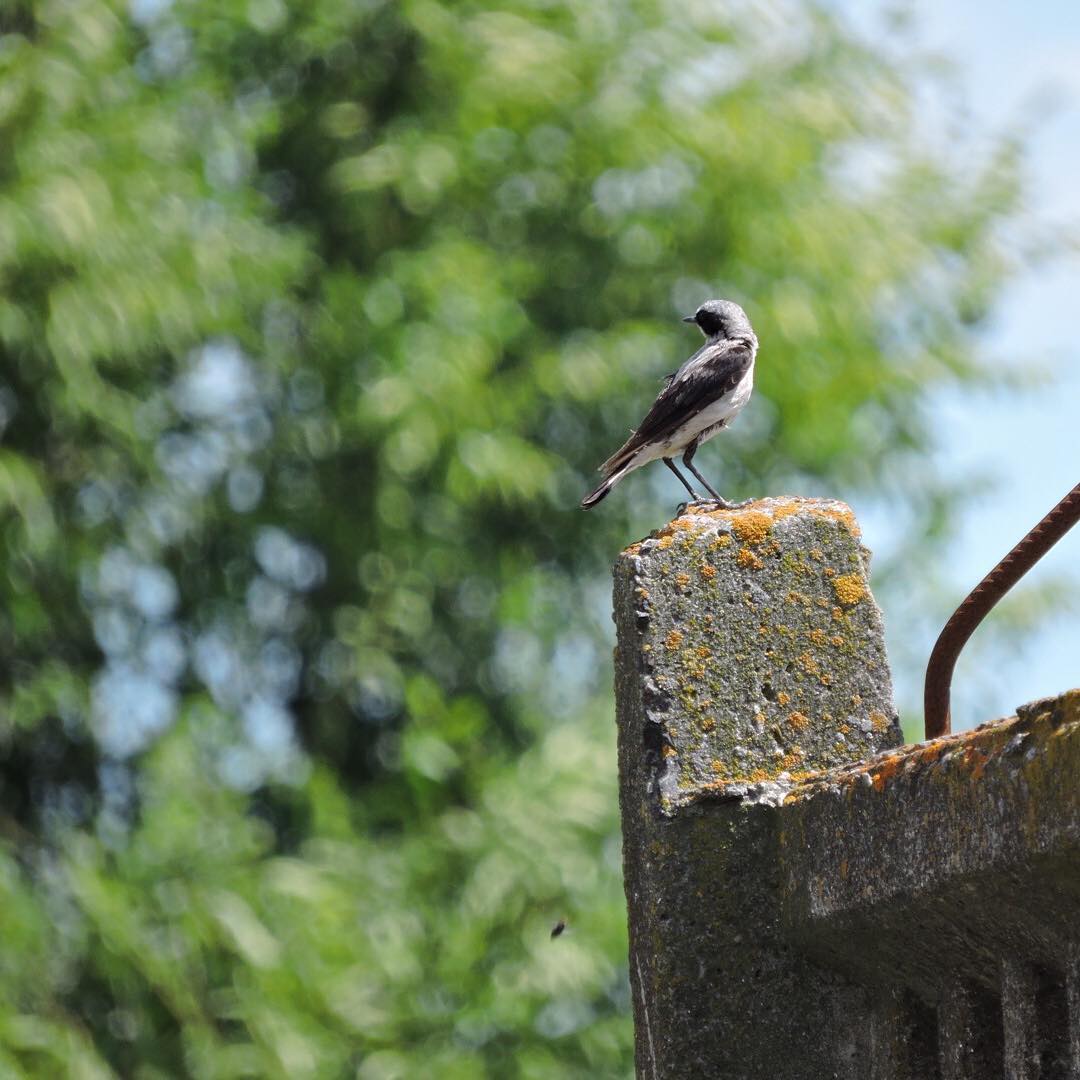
[679,496,753,513]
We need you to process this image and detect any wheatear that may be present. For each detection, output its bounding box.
[581,299,757,509]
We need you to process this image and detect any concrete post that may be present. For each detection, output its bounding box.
[614,497,902,1078]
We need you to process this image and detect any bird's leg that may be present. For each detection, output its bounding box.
[681,438,750,510]
[681,439,727,503]
[663,457,701,503]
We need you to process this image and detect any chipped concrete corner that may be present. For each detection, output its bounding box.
[614,498,1080,1079]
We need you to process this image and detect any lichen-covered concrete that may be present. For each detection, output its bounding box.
[615,497,900,814]
[614,497,1080,1078]
[615,498,902,1078]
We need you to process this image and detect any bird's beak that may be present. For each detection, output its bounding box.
[681,314,696,323]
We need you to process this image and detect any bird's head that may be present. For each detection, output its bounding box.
[682,299,754,340]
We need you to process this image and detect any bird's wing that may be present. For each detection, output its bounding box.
[599,338,754,475]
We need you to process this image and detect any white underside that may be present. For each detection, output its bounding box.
[624,358,755,474]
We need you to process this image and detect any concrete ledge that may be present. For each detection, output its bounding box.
[780,689,1080,997]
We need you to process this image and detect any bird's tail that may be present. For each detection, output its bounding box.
[580,460,633,509]
[580,479,613,509]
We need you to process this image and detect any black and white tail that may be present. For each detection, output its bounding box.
[580,460,634,509]
[580,479,613,509]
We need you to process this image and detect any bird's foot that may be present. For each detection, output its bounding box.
[675,492,706,516]
[686,496,753,511]
[675,496,706,515]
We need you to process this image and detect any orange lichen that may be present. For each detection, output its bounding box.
[767,501,804,526]
[696,646,712,659]
[710,759,727,775]
[668,518,701,533]
[871,753,904,791]
[797,652,821,677]
[831,606,844,621]
[869,710,888,732]
[829,635,845,648]
[777,691,792,706]
[664,629,683,650]
[712,534,732,549]
[780,748,805,770]
[832,574,867,606]
[962,745,991,781]
[700,716,716,733]
[732,511,772,545]
[657,535,674,550]
[812,504,861,536]
[700,564,716,580]
[675,572,691,589]
[810,549,824,562]
[661,744,677,759]
[788,711,810,731]
[737,548,764,570]
[807,628,827,647]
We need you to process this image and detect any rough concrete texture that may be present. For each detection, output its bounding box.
[615,498,903,1079]
[615,496,901,812]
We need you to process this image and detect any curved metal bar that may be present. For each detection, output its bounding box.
[923,482,1080,740]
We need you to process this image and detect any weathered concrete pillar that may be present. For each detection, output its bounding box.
[614,497,902,1078]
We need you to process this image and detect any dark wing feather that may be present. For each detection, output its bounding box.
[599,338,753,476]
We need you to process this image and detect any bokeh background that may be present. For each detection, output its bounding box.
[0,0,1075,1075]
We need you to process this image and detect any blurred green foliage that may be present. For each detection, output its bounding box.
[0,0,1021,1075]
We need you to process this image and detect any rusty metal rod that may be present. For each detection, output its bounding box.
[923,482,1080,740]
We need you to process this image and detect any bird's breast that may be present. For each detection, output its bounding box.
[690,362,755,437]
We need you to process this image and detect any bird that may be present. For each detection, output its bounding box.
[580,299,758,509]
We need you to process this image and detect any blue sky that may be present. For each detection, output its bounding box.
[834,1,1080,730]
